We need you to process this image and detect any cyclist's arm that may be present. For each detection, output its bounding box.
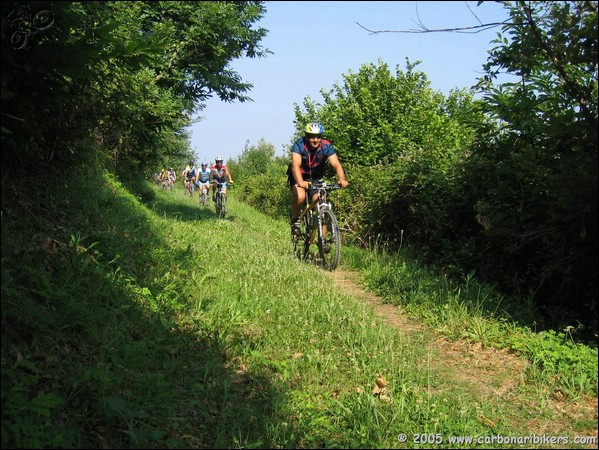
[291,152,308,189]
[328,154,349,188]
[225,166,234,183]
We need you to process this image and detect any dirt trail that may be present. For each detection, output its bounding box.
[328,269,598,444]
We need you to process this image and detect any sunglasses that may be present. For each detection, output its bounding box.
[307,134,322,139]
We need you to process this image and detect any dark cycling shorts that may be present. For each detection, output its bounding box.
[286,164,324,190]
[289,177,322,201]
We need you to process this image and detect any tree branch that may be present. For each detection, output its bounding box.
[356,21,507,35]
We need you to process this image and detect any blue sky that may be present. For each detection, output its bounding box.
[189,1,510,163]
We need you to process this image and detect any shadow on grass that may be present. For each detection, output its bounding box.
[0,175,280,448]
[149,198,239,224]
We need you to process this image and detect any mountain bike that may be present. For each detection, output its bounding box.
[185,178,195,196]
[292,180,341,271]
[214,182,233,219]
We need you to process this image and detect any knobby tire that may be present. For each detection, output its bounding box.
[318,206,340,271]
[292,214,309,261]
[216,192,227,219]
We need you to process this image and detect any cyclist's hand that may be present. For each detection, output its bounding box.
[339,180,349,188]
[298,180,310,189]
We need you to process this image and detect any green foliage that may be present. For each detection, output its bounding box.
[1,1,107,168]
[1,167,209,448]
[510,329,598,397]
[231,139,291,219]
[1,363,73,448]
[465,1,598,321]
[231,138,278,178]
[294,59,479,166]
[1,1,268,175]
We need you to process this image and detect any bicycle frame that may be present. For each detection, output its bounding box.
[298,192,326,240]
[293,180,341,270]
[185,178,195,196]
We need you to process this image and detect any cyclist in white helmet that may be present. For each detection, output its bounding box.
[210,156,234,202]
[195,161,211,202]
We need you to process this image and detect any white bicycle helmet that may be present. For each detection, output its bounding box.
[304,122,324,135]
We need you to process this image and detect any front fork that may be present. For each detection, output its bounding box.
[317,204,331,247]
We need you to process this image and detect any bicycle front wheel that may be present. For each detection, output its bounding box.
[318,207,341,271]
[218,193,227,219]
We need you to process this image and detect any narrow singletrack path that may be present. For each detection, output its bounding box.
[328,269,598,445]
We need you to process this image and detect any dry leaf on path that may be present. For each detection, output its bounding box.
[373,373,389,395]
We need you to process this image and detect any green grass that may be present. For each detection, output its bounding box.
[2,168,597,448]
[343,246,598,400]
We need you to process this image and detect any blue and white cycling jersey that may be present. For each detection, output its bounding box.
[197,168,210,183]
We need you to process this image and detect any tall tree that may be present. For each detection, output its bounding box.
[1,1,269,175]
[466,1,598,322]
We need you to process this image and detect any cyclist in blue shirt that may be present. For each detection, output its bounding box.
[195,161,211,201]
[288,122,349,236]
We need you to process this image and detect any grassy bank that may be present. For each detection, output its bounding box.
[1,169,596,448]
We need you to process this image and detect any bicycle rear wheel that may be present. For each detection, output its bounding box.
[292,215,309,261]
[318,207,341,271]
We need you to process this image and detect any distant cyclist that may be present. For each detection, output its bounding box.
[160,168,169,190]
[183,160,197,195]
[167,167,177,190]
[195,161,211,202]
[210,156,234,202]
[288,122,349,236]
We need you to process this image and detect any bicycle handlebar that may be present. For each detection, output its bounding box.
[308,179,341,191]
